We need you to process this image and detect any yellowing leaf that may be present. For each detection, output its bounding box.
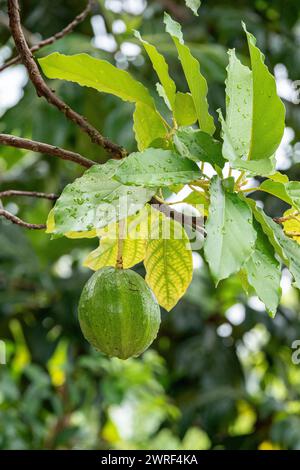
[282,208,300,244]
[144,213,193,311]
[46,208,97,239]
[47,340,68,388]
[46,208,55,234]
[83,237,146,271]
[84,208,151,270]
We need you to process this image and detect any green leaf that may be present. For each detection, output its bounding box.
[243,23,285,161]
[39,52,154,106]
[268,172,289,183]
[218,110,276,176]
[204,176,256,284]
[133,102,167,151]
[259,180,300,209]
[220,27,285,174]
[174,127,225,168]
[185,0,201,16]
[285,182,300,210]
[135,31,176,109]
[244,220,281,317]
[156,83,171,110]
[164,14,215,135]
[144,212,193,310]
[38,52,167,151]
[52,160,155,234]
[259,180,293,205]
[114,148,200,187]
[183,190,209,216]
[223,49,252,161]
[174,92,197,126]
[248,200,300,289]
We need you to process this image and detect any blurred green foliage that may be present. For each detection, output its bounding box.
[1,0,300,450]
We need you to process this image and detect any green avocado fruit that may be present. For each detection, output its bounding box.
[78,267,161,359]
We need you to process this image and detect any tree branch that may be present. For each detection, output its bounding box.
[0,1,94,72]
[0,209,46,230]
[0,190,58,200]
[0,133,95,168]
[7,0,126,159]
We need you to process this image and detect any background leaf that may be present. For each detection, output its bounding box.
[185,0,201,16]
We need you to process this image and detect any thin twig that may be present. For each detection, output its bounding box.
[0,133,95,168]
[0,1,94,72]
[7,0,126,159]
[0,190,58,200]
[151,197,204,233]
[0,209,46,230]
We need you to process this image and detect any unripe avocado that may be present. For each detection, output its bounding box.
[78,267,161,359]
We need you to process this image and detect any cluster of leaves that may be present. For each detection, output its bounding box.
[40,11,300,317]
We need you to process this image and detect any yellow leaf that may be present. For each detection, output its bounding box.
[144,213,193,311]
[46,209,97,238]
[47,340,68,388]
[84,208,152,271]
[45,208,55,233]
[282,208,300,244]
[84,237,146,270]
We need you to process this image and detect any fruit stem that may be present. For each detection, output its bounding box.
[116,218,125,269]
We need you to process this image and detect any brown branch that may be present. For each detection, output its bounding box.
[0,133,95,168]
[0,209,46,230]
[151,197,204,233]
[0,190,58,200]
[0,1,94,72]
[7,0,126,159]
